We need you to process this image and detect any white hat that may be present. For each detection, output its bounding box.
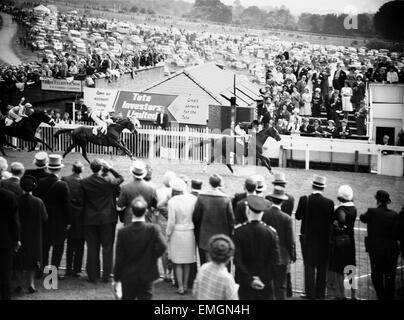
[162,171,176,187]
[130,160,147,179]
[252,174,266,193]
[170,177,187,193]
[337,185,353,201]
[48,154,64,170]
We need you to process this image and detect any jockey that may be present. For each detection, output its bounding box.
[89,107,114,135]
[7,97,33,126]
[234,120,259,140]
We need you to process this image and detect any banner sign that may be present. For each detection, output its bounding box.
[41,79,82,92]
[83,88,209,125]
[167,95,209,125]
[113,91,178,121]
[83,87,119,112]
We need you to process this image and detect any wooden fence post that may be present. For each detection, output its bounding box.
[354,150,359,172]
[184,126,189,161]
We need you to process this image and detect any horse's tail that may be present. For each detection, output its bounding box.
[54,129,73,138]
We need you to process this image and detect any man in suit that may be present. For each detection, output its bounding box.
[117,160,157,225]
[267,172,295,297]
[262,187,296,300]
[0,162,24,196]
[0,186,19,300]
[80,158,124,283]
[155,111,169,130]
[193,174,234,265]
[233,177,257,225]
[113,196,166,300]
[35,155,71,279]
[360,190,400,300]
[24,152,51,185]
[234,195,280,300]
[332,63,347,91]
[296,175,334,299]
[62,162,85,277]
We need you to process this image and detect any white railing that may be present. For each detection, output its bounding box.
[8,124,404,175]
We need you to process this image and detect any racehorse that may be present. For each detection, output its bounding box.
[191,126,281,174]
[0,110,56,156]
[54,118,138,163]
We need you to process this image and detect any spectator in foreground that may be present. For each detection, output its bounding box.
[234,195,280,300]
[295,175,334,300]
[166,178,197,295]
[16,176,47,294]
[193,174,235,265]
[80,159,124,283]
[24,152,50,183]
[0,183,19,300]
[0,162,24,196]
[113,196,166,300]
[360,190,400,300]
[62,162,85,278]
[328,185,357,300]
[0,157,11,180]
[193,234,238,300]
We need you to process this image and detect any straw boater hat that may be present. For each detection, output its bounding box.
[130,160,147,179]
[267,186,288,201]
[48,154,64,170]
[33,151,49,168]
[252,174,266,193]
[272,172,288,185]
[312,175,327,188]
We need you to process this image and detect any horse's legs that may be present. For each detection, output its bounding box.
[110,141,134,160]
[63,142,78,158]
[80,144,91,164]
[226,164,234,174]
[28,141,38,152]
[257,153,273,174]
[32,136,54,152]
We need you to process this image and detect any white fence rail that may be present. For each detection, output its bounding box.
[6,124,404,175]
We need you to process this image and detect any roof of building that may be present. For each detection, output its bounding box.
[141,63,260,108]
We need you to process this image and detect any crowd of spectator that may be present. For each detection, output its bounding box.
[0,153,403,300]
[257,54,379,138]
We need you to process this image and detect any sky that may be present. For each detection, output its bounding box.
[188,0,392,15]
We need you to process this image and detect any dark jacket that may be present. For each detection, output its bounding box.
[35,174,72,245]
[114,221,166,284]
[0,177,23,197]
[193,190,235,251]
[0,187,19,249]
[266,193,294,216]
[296,193,334,266]
[117,178,157,226]
[24,168,51,189]
[17,193,48,269]
[62,174,84,239]
[360,206,400,256]
[262,206,295,265]
[234,221,280,287]
[80,169,124,226]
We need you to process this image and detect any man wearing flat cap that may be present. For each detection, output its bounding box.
[296,175,334,299]
[233,195,280,300]
[360,190,400,300]
[262,187,295,300]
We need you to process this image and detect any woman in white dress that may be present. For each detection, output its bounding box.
[166,178,197,294]
[341,81,353,117]
[301,87,312,116]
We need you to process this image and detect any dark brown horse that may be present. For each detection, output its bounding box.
[184,127,281,174]
[54,118,137,163]
[0,110,56,156]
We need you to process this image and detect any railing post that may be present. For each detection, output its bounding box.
[149,133,155,159]
[377,149,382,174]
[305,145,310,170]
[204,127,209,163]
[184,125,189,161]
